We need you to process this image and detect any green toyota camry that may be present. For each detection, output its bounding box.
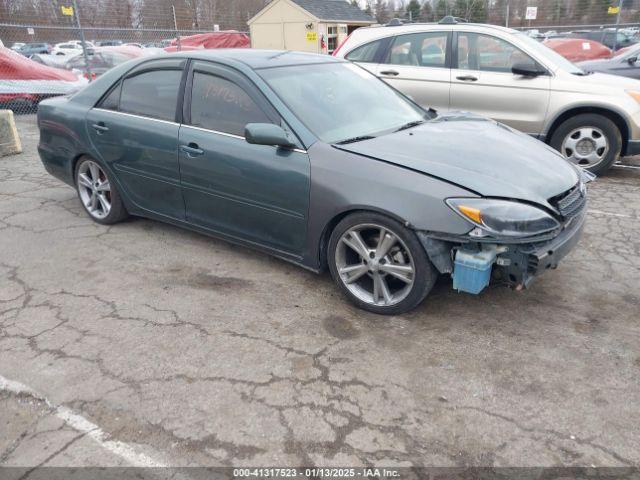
[37,50,591,314]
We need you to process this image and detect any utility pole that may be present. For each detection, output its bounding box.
[71,0,92,82]
[505,0,509,27]
[613,0,623,51]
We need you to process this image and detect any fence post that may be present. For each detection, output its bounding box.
[71,0,92,82]
[505,0,509,27]
[613,0,623,51]
[172,5,181,52]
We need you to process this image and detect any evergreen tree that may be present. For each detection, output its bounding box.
[407,0,421,20]
[435,0,449,18]
[420,0,435,21]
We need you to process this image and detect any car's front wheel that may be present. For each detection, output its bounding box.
[75,157,128,225]
[550,113,621,175]
[327,212,437,315]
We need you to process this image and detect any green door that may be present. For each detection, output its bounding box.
[178,61,310,257]
[86,58,187,220]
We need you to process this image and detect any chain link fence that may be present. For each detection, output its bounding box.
[3,0,640,116]
[0,22,250,115]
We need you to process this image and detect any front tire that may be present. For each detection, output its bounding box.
[327,212,437,315]
[75,157,128,225]
[550,113,621,175]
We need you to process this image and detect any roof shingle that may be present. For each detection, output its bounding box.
[290,0,375,23]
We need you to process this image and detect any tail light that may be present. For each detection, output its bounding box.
[332,33,352,57]
[83,72,97,81]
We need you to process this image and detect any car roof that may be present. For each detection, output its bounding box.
[183,49,345,69]
[355,21,519,36]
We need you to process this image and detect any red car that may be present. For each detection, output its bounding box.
[543,38,612,62]
[0,47,86,111]
[169,31,250,50]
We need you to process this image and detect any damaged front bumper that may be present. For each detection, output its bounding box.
[417,211,586,294]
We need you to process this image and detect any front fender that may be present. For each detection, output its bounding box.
[304,142,475,269]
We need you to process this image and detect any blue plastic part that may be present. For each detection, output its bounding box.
[452,248,497,294]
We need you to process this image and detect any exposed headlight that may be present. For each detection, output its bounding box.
[446,198,560,238]
[626,90,640,103]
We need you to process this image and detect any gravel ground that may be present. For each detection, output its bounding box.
[1,115,639,469]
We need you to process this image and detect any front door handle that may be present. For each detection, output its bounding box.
[180,143,204,157]
[456,75,478,82]
[380,70,400,76]
[92,122,109,134]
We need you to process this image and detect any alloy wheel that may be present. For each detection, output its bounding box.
[77,160,112,220]
[561,126,609,168]
[335,223,415,307]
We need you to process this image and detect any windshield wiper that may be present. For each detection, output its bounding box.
[335,135,376,145]
[395,120,425,132]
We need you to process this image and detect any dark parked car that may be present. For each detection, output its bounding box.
[18,42,52,56]
[94,40,124,47]
[36,50,591,314]
[578,43,640,79]
[569,29,636,51]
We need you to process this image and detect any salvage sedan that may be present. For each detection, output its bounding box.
[37,50,591,314]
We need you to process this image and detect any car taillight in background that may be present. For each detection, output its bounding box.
[83,72,97,81]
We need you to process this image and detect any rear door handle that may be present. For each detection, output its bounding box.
[380,70,400,76]
[456,75,478,82]
[92,122,109,134]
[180,143,204,157]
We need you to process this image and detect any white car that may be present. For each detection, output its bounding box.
[335,18,640,174]
[52,41,94,56]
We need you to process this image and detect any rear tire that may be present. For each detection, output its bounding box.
[75,157,128,225]
[327,212,437,315]
[550,113,621,175]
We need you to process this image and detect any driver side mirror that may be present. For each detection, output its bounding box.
[627,56,637,65]
[245,123,297,148]
[512,62,546,77]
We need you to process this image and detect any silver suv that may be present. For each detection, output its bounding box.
[334,19,640,174]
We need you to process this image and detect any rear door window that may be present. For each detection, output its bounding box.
[119,69,182,121]
[189,72,272,137]
[384,32,449,68]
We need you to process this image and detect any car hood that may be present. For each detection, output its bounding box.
[334,112,579,208]
[576,59,613,70]
[569,70,640,88]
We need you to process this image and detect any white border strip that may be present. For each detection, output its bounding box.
[0,374,167,468]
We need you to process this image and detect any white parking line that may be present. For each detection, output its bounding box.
[0,374,167,468]
[589,209,633,218]
[614,164,640,170]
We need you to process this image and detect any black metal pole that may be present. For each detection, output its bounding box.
[71,0,93,81]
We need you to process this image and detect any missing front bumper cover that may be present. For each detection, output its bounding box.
[418,212,586,294]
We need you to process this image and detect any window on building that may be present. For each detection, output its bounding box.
[385,31,448,68]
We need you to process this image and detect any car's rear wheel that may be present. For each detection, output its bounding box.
[75,157,128,225]
[550,113,621,175]
[327,212,437,315]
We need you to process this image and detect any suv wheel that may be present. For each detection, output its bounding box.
[327,212,437,315]
[550,113,621,175]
